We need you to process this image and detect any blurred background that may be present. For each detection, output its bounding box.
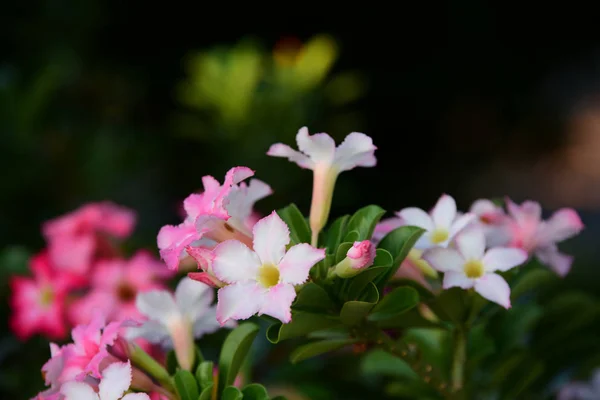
[2,2,600,398]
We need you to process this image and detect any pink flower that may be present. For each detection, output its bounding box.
[398,194,476,249]
[9,252,71,340]
[211,211,325,325]
[157,167,272,270]
[43,202,136,277]
[69,251,169,326]
[469,199,513,248]
[423,227,528,309]
[268,127,376,244]
[60,361,150,400]
[372,217,404,244]
[505,199,584,276]
[394,249,437,290]
[333,240,376,278]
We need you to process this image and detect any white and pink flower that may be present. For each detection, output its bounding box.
[423,227,528,309]
[209,211,325,325]
[268,127,376,244]
[333,240,376,278]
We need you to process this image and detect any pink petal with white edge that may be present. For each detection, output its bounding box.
[188,272,223,288]
[157,223,199,270]
[539,208,584,244]
[454,227,486,260]
[216,282,263,325]
[296,126,336,165]
[259,284,297,323]
[422,247,464,273]
[212,240,261,283]
[61,381,99,400]
[252,212,290,265]
[535,246,573,277]
[267,143,313,169]
[431,194,457,230]
[482,247,528,272]
[398,208,434,231]
[443,271,475,290]
[98,361,132,400]
[449,213,477,238]
[506,198,542,223]
[333,132,377,172]
[474,273,511,308]
[278,244,326,285]
[186,246,214,272]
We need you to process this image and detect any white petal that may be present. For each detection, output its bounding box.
[278,244,325,285]
[212,240,261,284]
[470,199,499,216]
[259,283,297,323]
[216,283,263,326]
[333,132,377,172]
[398,207,434,231]
[296,126,336,165]
[454,227,486,260]
[61,382,99,400]
[449,213,477,238]
[267,143,314,169]
[175,277,214,320]
[537,208,583,244]
[192,307,225,338]
[252,212,290,265]
[126,320,170,344]
[99,361,132,400]
[225,179,273,223]
[422,247,464,272]
[535,246,573,277]
[431,194,457,229]
[482,247,528,272]
[135,290,179,326]
[474,273,511,308]
[122,394,151,400]
[443,271,475,289]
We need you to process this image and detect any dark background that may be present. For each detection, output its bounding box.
[2,2,600,397]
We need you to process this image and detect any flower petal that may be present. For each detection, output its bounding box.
[538,208,584,244]
[431,194,457,229]
[122,394,151,400]
[454,227,486,260]
[226,179,273,223]
[443,271,475,289]
[135,290,179,325]
[535,246,573,277]
[99,361,132,400]
[398,207,434,231]
[125,320,169,344]
[278,244,326,285]
[267,143,314,169]
[506,198,542,223]
[212,240,261,283]
[474,273,511,308]
[296,126,336,165]
[193,307,228,338]
[422,247,464,272]
[157,223,199,270]
[449,213,477,238]
[333,132,377,172]
[259,284,296,323]
[216,283,263,326]
[175,277,214,320]
[61,381,99,400]
[373,217,403,243]
[252,212,290,265]
[482,247,528,272]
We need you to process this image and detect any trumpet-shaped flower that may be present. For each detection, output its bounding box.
[423,227,528,308]
[69,251,170,326]
[211,211,325,325]
[398,194,476,249]
[333,240,376,278]
[157,167,272,270]
[469,199,513,248]
[126,277,227,370]
[505,198,584,276]
[9,252,71,340]
[60,361,150,400]
[268,127,376,243]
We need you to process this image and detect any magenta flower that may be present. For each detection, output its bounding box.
[211,211,325,325]
[9,252,72,341]
[505,198,584,276]
[157,166,272,270]
[68,251,170,326]
[333,240,376,278]
[423,227,528,309]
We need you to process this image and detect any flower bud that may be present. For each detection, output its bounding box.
[333,240,375,278]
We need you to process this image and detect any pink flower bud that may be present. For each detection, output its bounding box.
[334,240,376,278]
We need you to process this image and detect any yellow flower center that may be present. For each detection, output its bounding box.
[430,229,449,244]
[463,259,484,279]
[257,264,280,288]
[39,286,54,307]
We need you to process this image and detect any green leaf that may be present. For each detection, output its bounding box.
[166,350,178,375]
[290,339,358,363]
[346,249,393,300]
[340,301,376,326]
[267,312,342,343]
[198,384,214,400]
[195,361,214,392]
[375,308,443,329]
[218,323,259,394]
[277,203,311,244]
[427,287,469,324]
[0,246,30,279]
[307,327,351,340]
[368,286,419,322]
[344,230,360,243]
[241,383,270,400]
[375,226,426,289]
[293,282,336,314]
[335,242,353,264]
[511,267,556,299]
[326,215,350,253]
[174,370,199,400]
[361,349,417,379]
[221,386,244,400]
[343,205,386,241]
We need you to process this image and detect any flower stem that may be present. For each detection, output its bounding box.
[451,327,466,393]
[311,229,320,247]
[130,343,175,393]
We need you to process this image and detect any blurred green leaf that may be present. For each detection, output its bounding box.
[195,361,214,393]
[174,370,199,400]
[277,203,311,245]
[340,301,376,326]
[325,215,349,254]
[293,282,336,314]
[241,383,270,400]
[361,349,417,379]
[375,226,426,289]
[343,205,385,242]
[0,246,30,278]
[267,312,342,343]
[290,339,357,364]
[222,386,244,400]
[368,286,419,322]
[218,323,259,393]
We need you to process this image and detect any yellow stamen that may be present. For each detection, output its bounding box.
[430,229,449,244]
[463,259,484,279]
[39,287,53,307]
[257,264,280,288]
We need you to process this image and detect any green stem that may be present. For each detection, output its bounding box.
[130,344,176,393]
[311,229,320,247]
[451,327,466,394]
